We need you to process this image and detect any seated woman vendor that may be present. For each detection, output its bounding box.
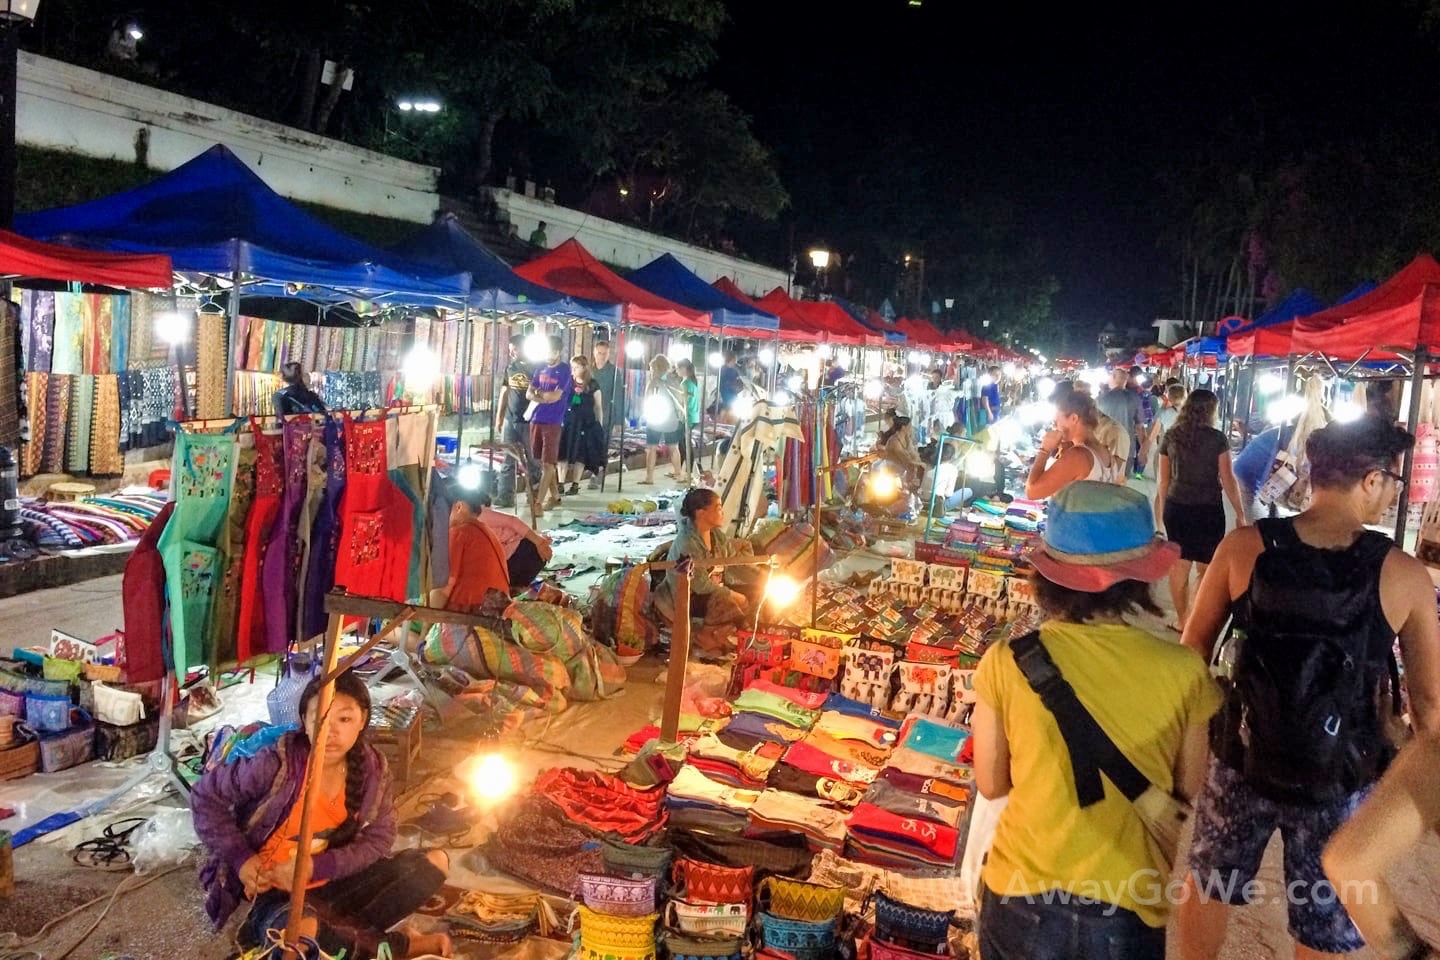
[430,483,512,612]
[874,409,927,489]
[653,488,755,652]
[192,672,451,958]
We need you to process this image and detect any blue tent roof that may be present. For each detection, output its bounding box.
[1335,280,1378,305]
[15,145,469,300]
[627,254,778,331]
[1223,288,1328,340]
[387,215,620,323]
[835,297,906,343]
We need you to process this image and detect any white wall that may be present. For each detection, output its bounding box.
[16,52,439,223]
[491,188,791,299]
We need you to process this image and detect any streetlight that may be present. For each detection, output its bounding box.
[385,97,443,151]
[0,0,40,229]
[809,247,830,297]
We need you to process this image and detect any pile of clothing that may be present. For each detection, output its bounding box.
[20,492,167,550]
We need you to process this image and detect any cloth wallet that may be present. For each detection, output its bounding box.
[1009,630,1190,867]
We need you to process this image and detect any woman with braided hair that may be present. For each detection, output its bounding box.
[192,672,452,958]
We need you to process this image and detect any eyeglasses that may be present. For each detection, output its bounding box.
[1376,469,1407,490]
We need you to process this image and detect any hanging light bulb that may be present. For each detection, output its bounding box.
[731,394,755,420]
[402,345,440,393]
[666,340,691,364]
[155,311,191,345]
[764,574,803,609]
[1002,362,1017,377]
[708,351,724,370]
[817,344,833,359]
[1333,399,1365,423]
[1256,372,1285,396]
[625,340,646,361]
[965,449,996,476]
[867,467,900,501]
[643,393,675,427]
[523,332,550,363]
[456,462,483,489]
[1036,376,1056,399]
[1266,393,1306,424]
[758,347,775,366]
[771,390,793,406]
[863,379,884,400]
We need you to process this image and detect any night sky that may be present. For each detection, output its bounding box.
[716,0,1440,339]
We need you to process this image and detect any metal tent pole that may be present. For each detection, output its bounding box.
[455,303,471,465]
[616,321,629,494]
[1397,350,1428,544]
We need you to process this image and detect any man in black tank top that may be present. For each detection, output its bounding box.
[1174,416,1440,959]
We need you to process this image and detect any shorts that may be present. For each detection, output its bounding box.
[1163,499,1225,563]
[529,421,562,465]
[1187,758,1371,954]
[647,427,682,447]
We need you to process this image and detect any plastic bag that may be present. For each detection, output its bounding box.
[131,807,202,875]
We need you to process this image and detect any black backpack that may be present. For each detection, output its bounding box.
[1213,518,1401,805]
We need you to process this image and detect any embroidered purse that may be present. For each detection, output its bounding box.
[787,639,841,680]
[575,905,658,956]
[25,692,72,733]
[757,913,837,960]
[866,936,948,960]
[664,900,749,938]
[757,876,846,923]
[92,681,146,727]
[39,718,94,773]
[869,891,953,950]
[579,872,658,916]
[0,688,23,718]
[661,931,744,960]
[42,656,83,683]
[601,838,673,880]
[671,858,753,905]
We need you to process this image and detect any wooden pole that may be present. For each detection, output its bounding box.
[283,609,345,946]
[659,566,691,744]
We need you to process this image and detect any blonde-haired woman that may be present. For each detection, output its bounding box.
[642,355,686,485]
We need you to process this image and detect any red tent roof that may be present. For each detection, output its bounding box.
[755,289,825,343]
[0,228,171,288]
[712,276,764,308]
[515,239,710,330]
[1290,254,1440,359]
[791,298,882,346]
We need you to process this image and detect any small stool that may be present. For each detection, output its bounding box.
[47,482,95,502]
[369,702,421,785]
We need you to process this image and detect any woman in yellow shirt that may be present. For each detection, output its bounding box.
[971,481,1221,960]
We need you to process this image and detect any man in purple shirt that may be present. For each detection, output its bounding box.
[526,334,572,512]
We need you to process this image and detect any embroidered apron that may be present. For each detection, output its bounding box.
[208,441,256,667]
[157,431,236,676]
[332,417,397,603]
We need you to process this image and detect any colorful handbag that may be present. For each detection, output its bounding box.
[661,931,744,960]
[870,891,953,950]
[757,912,837,960]
[39,719,94,773]
[575,905,659,954]
[866,936,948,960]
[25,692,72,733]
[787,638,841,680]
[671,859,753,905]
[42,656,83,683]
[602,838,673,880]
[664,900,749,939]
[0,688,24,718]
[579,872,658,916]
[92,681,146,727]
[757,876,846,923]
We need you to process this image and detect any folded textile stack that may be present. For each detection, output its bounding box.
[19,492,166,550]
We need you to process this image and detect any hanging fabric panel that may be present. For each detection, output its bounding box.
[292,420,332,643]
[89,374,124,475]
[195,311,227,419]
[332,417,397,604]
[236,425,285,663]
[50,293,83,375]
[41,374,71,473]
[157,430,237,676]
[0,299,18,447]
[109,295,131,373]
[22,290,54,373]
[260,418,315,655]
[300,419,346,641]
[209,441,256,667]
[66,374,94,474]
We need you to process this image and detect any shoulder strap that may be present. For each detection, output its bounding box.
[1009,630,1152,806]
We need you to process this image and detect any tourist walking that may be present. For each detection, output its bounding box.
[1025,384,1123,499]
[1154,388,1246,631]
[972,481,1220,960]
[1177,416,1440,960]
[559,354,607,494]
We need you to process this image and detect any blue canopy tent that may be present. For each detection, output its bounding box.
[627,254,778,332]
[387,214,620,324]
[15,145,469,303]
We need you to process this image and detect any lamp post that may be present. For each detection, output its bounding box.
[0,0,39,230]
[809,247,830,298]
[383,97,443,152]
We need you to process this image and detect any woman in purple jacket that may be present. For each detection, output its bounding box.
[191,673,451,958]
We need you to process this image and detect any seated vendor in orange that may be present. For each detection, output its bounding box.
[430,484,511,613]
[653,488,757,655]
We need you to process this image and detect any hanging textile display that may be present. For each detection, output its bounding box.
[23,371,46,475]
[300,419,346,642]
[261,418,317,654]
[22,290,55,373]
[88,374,124,476]
[127,292,167,367]
[41,374,71,473]
[120,500,175,683]
[236,425,285,663]
[716,403,804,537]
[109,295,131,373]
[157,430,237,676]
[196,311,228,419]
[332,417,402,604]
[292,420,333,643]
[66,374,94,475]
[0,299,19,447]
[81,294,113,376]
[49,293,83,376]
[209,441,256,667]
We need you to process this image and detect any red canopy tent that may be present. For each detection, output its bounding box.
[515,239,710,330]
[755,289,825,343]
[713,276,764,308]
[792,299,882,346]
[1226,325,1294,358]
[1290,254,1440,359]
[0,229,172,287]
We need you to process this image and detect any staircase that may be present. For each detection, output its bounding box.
[438,193,540,266]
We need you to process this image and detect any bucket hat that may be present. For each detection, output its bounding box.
[1029,481,1179,591]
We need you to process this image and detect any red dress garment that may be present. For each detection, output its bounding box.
[332,418,409,603]
[235,423,285,663]
[119,500,175,683]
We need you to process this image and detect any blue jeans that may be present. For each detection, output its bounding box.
[978,886,1165,960]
